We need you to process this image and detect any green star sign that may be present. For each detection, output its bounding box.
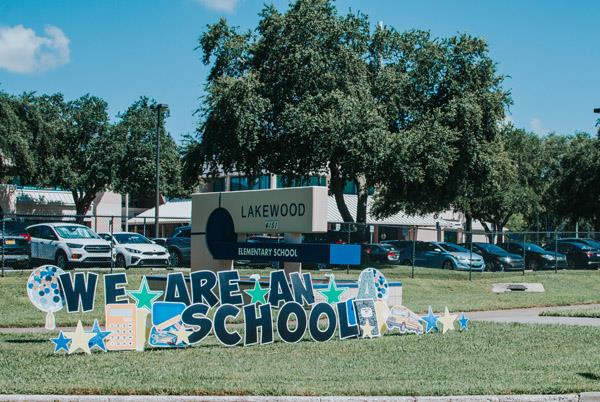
[244,281,269,304]
[318,277,347,304]
[127,276,163,311]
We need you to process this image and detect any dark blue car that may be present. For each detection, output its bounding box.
[165,225,191,268]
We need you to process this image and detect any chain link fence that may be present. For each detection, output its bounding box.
[2,212,599,280]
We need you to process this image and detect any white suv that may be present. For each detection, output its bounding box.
[27,223,112,270]
[99,232,170,269]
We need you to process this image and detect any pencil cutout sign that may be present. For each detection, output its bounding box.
[28,266,470,354]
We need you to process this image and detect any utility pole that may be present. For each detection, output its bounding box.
[153,103,168,239]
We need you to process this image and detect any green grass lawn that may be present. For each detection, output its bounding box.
[540,309,600,318]
[1,322,600,396]
[3,266,600,327]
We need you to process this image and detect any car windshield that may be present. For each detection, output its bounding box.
[0,221,27,236]
[524,243,546,253]
[475,243,508,254]
[439,243,469,253]
[582,239,600,249]
[114,233,152,244]
[380,244,397,251]
[54,225,99,239]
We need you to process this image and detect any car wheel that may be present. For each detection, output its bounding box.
[55,252,69,270]
[528,259,540,271]
[169,249,182,268]
[489,260,501,272]
[443,260,454,270]
[116,254,127,269]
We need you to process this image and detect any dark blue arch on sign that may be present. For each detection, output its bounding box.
[205,207,237,259]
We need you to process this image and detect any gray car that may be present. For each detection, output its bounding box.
[399,241,485,271]
[165,225,191,268]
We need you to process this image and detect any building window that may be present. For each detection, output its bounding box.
[277,175,326,188]
[212,178,226,192]
[230,175,270,191]
[342,180,375,195]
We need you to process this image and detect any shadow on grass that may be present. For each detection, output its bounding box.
[4,338,47,344]
[578,372,600,381]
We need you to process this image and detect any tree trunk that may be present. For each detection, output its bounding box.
[328,161,354,223]
[355,175,368,224]
[355,175,369,243]
[481,221,493,244]
[72,189,95,224]
[464,214,473,243]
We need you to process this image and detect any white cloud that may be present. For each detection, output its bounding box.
[529,117,547,135]
[195,0,239,12]
[0,24,70,74]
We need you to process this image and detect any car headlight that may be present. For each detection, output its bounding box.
[125,247,142,254]
[502,256,512,263]
[542,254,555,260]
[457,256,469,262]
[66,243,83,249]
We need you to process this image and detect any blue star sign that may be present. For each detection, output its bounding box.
[421,306,439,334]
[88,319,111,352]
[51,330,71,353]
[458,313,470,331]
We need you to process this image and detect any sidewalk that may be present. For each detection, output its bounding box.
[469,303,600,326]
[0,394,598,402]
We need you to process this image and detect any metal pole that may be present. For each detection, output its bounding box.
[411,225,416,279]
[143,217,147,237]
[522,232,527,276]
[110,217,114,274]
[1,218,5,278]
[554,230,558,274]
[469,234,473,281]
[125,193,129,232]
[155,107,162,239]
[346,223,350,274]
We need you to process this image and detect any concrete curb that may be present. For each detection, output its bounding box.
[1,394,599,402]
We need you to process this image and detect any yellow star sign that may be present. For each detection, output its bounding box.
[437,306,457,334]
[170,326,191,345]
[360,321,375,339]
[64,321,95,354]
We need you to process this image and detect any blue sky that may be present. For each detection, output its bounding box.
[0,0,598,143]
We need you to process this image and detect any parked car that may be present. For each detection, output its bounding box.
[362,243,399,264]
[398,241,485,271]
[236,235,283,269]
[99,232,170,269]
[498,242,568,270]
[381,240,414,253]
[27,223,111,270]
[542,239,600,269]
[459,242,525,271]
[165,225,191,268]
[558,238,600,250]
[0,219,31,269]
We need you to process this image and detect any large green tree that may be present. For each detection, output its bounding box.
[0,91,34,183]
[370,31,510,230]
[186,1,390,225]
[549,133,600,231]
[112,97,185,200]
[467,126,545,242]
[26,94,120,219]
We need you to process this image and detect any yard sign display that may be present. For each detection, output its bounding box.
[27,266,470,354]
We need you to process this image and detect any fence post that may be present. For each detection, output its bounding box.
[554,231,558,274]
[1,218,5,278]
[143,218,147,237]
[411,225,416,279]
[522,232,527,275]
[469,235,473,281]
[110,217,114,274]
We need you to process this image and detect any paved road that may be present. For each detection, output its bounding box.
[469,303,600,326]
